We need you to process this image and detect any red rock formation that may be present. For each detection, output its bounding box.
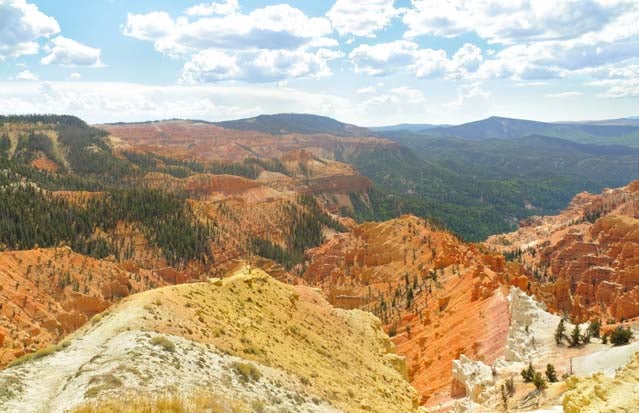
[485,180,639,323]
[304,215,517,407]
[0,248,174,367]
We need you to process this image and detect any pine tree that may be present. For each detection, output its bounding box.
[570,323,581,347]
[555,319,566,344]
[588,319,601,338]
[521,362,535,382]
[533,372,547,390]
[545,364,558,382]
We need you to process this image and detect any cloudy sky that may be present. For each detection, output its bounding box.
[0,0,638,125]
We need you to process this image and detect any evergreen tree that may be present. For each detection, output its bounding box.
[533,372,547,391]
[521,362,535,382]
[545,364,558,382]
[555,319,566,344]
[569,323,581,347]
[588,319,601,338]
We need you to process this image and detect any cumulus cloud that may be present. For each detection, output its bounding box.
[15,69,38,80]
[121,11,175,41]
[327,0,404,37]
[68,72,82,80]
[587,64,639,98]
[447,82,491,108]
[0,0,60,59]
[402,0,639,81]
[349,40,483,78]
[0,81,355,124]
[40,36,103,67]
[403,0,636,45]
[179,48,343,83]
[123,4,333,56]
[185,0,239,17]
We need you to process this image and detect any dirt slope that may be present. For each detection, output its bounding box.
[0,265,418,413]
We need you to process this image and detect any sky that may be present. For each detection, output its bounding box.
[0,0,638,126]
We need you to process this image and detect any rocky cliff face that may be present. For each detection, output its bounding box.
[0,248,171,368]
[486,180,639,322]
[304,215,519,407]
[101,120,396,163]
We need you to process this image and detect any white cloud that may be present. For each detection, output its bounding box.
[41,36,103,67]
[180,48,343,83]
[447,82,491,108]
[0,0,60,59]
[357,86,376,94]
[591,78,639,98]
[403,0,636,45]
[121,11,175,41]
[68,72,82,80]
[123,5,333,56]
[0,81,355,124]
[402,0,639,81]
[15,69,38,81]
[587,64,639,98]
[327,0,403,37]
[545,91,583,98]
[185,0,239,17]
[349,40,483,78]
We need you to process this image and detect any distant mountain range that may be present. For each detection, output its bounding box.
[213,113,373,137]
[102,113,639,145]
[368,123,448,133]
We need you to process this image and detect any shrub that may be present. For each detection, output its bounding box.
[150,336,176,352]
[610,326,633,346]
[521,362,535,382]
[7,344,63,368]
[232,361,262,382]
[532,372,547,391]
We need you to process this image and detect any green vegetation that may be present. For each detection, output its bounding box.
[588,319,601,338]
[532,372,547,391]
[249,195,345,269]
[555,319,566,345]
[570,323,582,347]
[545,364,558,383]
[521,362,535,382]
[0,185,213,266]
[348,133,639,241]
[6,343,65,368]
[232,361,262,382]
[610,326,633,346]
[150,336,176,352]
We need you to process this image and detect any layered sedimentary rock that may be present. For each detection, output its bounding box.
[304,215,518,406]
[0,248,169,368]
[486,181,639,322]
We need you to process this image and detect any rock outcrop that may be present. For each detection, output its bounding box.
[485,181,639,322]
[304,215,517,407]
[563,352,639,413]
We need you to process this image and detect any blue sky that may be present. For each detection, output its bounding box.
[0,0,638,125]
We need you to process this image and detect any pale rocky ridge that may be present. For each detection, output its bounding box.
[0,266,418,413]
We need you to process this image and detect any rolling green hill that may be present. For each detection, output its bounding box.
[419,116,639,146]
